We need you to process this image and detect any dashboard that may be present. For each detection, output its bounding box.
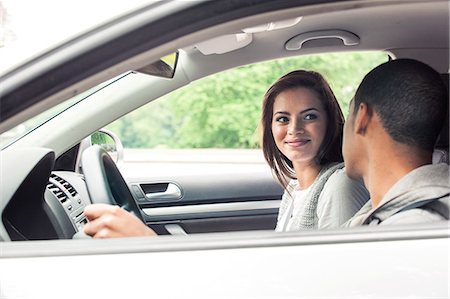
[0,148,91,241]
[45,172,90,238]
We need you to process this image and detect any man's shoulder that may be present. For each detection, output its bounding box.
[381,196,450,225]
[346,164,449,227]
[372,194,449,225]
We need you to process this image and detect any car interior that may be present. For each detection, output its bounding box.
[0,0,449,242]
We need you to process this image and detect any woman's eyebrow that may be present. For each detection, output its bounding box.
[273,111,290,116]
[300,107,319,114]
[273,107,320,116]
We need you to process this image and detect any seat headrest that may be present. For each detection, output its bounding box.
[433,148,449,164]
[435,74,449,148]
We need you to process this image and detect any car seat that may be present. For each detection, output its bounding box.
[432,73,449,164]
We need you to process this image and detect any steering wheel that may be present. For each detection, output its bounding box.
[81,145,144,222]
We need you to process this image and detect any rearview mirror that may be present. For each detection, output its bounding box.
[90,129,124,164]
[136,52,178,79]
[76,129,124,174]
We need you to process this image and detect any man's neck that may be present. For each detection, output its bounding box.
[364,145,432,208]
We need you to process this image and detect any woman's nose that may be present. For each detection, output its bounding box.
[288,119,304,135]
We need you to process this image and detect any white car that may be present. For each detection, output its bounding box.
[0,0,448,298]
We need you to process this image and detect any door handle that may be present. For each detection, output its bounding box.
[145,183,182,200]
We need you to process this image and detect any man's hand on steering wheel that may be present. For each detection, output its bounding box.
[81,145,157,238]
[83,204,156,238]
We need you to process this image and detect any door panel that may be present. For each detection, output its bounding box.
[149,214,278,235]
[124,166,283,235]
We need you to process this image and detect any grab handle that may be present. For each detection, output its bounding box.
[285,30,359,50]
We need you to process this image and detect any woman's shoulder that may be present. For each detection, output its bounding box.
[324,166,358,186]
[320,167,370,203]
[317,166,370,228]
[322,162,344,174]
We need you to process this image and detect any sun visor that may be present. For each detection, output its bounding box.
[195,33,253,55]
[243,17,302,33]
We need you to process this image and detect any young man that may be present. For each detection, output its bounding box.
[342,58,449,226]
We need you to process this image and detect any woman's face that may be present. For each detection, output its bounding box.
[271,87,327,168]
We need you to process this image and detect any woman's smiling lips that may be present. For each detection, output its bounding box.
[285,138,310,147]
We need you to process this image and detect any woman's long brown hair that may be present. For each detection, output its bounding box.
[260,70,344,188]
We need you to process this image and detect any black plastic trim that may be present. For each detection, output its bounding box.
[2,151,58,240]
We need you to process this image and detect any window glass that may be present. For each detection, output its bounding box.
[107,52,387,150]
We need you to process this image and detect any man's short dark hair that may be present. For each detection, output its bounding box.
[354,59,448,151]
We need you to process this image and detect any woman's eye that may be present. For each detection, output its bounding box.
[275,116,289,123]
[304,114,318,120]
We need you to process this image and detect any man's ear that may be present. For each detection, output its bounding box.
[354,102,372,135]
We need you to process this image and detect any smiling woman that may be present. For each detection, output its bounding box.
[260,70,369,231]
[271,88,329,173]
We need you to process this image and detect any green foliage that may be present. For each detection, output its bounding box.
[107,52,387,149]
[91,131,108,144]
[91,131,116,151]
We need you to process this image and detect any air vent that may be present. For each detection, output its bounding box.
[49,174,78,197]
[47,182,68,204]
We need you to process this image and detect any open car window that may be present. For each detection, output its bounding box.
[106,52,387,165]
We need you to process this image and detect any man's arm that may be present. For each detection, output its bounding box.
[83,204,157,238]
